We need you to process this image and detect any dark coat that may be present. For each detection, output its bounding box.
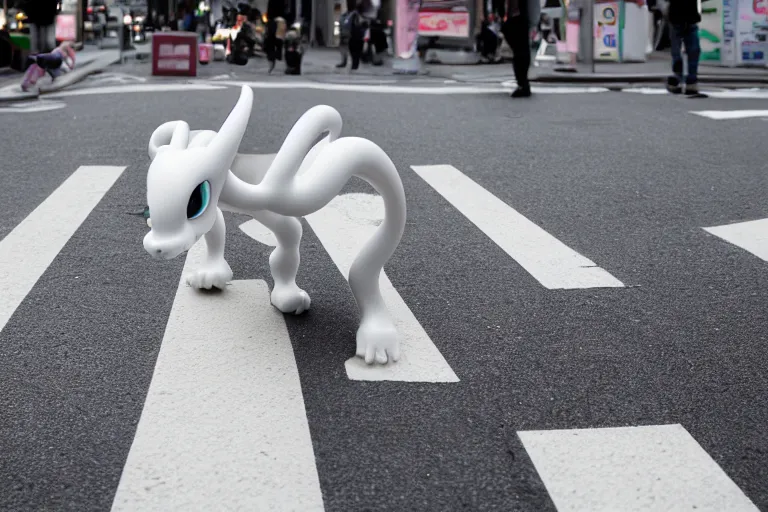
[668,0,701,24]
[20,0,59,26]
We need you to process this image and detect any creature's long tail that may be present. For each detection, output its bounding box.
[225,133,406,323]
[258,105,343,191]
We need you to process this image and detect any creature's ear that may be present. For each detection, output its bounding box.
[206,85,253,172]
[149,121,187,161]
[169,121,190,149]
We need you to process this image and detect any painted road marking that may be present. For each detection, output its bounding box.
[624,88,768,99]
[0,165,126,334]
[112,241,324,511]
[209,80,608,96]
[240,193,459,383]
[0,99,67,114]
[411,165,624,290]
[703,217,768,262]
[518,424,759,511]
[691,110,768,120]
[47,83,227,98]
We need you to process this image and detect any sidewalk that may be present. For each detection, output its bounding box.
[531,51,768,85]
[264,48,768,86]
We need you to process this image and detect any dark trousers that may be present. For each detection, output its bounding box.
[669,22,700,85]
[501,16,531,89]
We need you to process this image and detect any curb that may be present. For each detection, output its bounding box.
[533,72,768,85]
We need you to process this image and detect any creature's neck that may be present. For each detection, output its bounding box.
[219,170,270,213]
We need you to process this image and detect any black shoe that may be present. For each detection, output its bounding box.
[666,77,682,94]
[685,82,699,96]
[511,87,531,98]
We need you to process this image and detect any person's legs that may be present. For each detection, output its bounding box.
[667,22,684,93]
[682,23,700,93]
[28,24,40,54]
[504,15,531,96]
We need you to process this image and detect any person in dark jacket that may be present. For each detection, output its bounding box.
[665,0,701,95]
[20,0,59,54]
[499,0,539,98]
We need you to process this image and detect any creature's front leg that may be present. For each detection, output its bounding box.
[251,210,311,315]
[185,207,233,290]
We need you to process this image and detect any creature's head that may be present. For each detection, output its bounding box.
[143,85,253,260]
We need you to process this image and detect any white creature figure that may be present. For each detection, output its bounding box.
[143,85,407,365]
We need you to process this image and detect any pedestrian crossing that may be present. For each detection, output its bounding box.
[0,161,764,511]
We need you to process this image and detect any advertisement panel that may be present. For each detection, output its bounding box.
[395,0,422,57]
[736,0,768,64]
[418,0,471,39]
[594,2,620,60]
[55,14,77,42]
[418,11,470,37]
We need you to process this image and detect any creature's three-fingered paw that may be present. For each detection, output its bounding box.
[271,284,311,315]
[356,316,400,365]
[185,260,233,290]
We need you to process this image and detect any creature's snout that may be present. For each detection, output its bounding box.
[143,229,194,260]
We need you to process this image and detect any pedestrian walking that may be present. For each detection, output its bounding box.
[500,0,540,97]
[19,0,58,55]
[665,0,701,95]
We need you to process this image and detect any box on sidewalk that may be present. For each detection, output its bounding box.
[152,32,198,77]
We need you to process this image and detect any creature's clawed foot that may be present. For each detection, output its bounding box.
[355,315,400,365]
[271,284,311,315]
[185,259,233,290]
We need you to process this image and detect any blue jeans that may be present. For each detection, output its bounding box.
[669,23,700,85]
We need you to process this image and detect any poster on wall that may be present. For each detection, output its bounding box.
[418,0,471,39]
[699,0,725,61]
[594,2,620,60]
[55,14,77,42]
[393,0,423,73]
[736,0,768,64]
[721,0,737,64]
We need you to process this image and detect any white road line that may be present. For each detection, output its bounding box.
[0,99,67,113]
[0,165,126,334]
[208,80,608,95]
[691,110,768,120]
[301,193,458,382]
[703,217,768,261]
[112,241,324,511]
[47,83,227,98]
[706,90,768,99]
[518,424,759,511]
[411,165,624,290]
[625,88,768,99]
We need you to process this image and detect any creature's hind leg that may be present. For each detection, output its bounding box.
[252,209,311,315]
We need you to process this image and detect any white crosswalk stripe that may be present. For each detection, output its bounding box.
[518,424,760,511]
[411,164,624,290]
[0,165,126,335]
[703,217,768,262]
[691,110,768,120]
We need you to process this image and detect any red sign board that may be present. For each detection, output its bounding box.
[152,32,198,77]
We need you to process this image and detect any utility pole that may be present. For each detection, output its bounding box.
[585,0,594,72]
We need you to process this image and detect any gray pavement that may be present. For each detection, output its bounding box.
[0,81,767,511]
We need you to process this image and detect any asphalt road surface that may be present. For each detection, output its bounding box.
[1,80,767,512]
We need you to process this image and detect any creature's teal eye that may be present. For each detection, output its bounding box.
[187,181,211,220]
